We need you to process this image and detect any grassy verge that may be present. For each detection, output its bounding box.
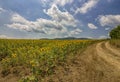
[109,39,120,48]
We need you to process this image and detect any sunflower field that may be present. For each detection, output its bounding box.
[0,39,97,81]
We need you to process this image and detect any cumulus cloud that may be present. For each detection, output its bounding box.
[98,15,120,27]
[54,0,73,6]
[11,13,29,24]
[40,0,73,7]
[70,28,82,35]
[7,13,63,34]
[7,23,31,31]
[75,0,99,14]
[44,4,78,27]
[6,5,79,37]
[88,23,97,29]
[6,13,33,32]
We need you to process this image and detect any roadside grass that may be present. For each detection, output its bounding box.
[110,39,120,48]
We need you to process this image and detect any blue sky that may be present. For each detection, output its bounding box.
[0,0,120,39]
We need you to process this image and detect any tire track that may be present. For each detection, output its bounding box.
[96,42,120,70]
[105,41,120,56]
[103,42,120,61]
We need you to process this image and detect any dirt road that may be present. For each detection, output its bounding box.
[44,41,120,82]
[96,42,120,70]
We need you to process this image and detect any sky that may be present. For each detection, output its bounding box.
[0,0,120,39]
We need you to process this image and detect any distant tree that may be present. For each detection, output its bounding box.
[110,25,120,39]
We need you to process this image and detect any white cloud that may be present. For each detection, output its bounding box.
[75,0,99,14]
[99,35,107,39]
[11,13,29,24]
[98,15,120,27]
[7,23,31,31]
[54,0,73,6]
[87,36,93,39]
[7,13,63,34]
[0,35,13,39]
[40,0,53,7]
[40,0,73,7]
[6,13,33,32]
[0,35,7,38]
[70,28,82,35]
[6,5,80,37]
[88,23,97,29]
[45,4,78,27]
[105,28,110,30]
